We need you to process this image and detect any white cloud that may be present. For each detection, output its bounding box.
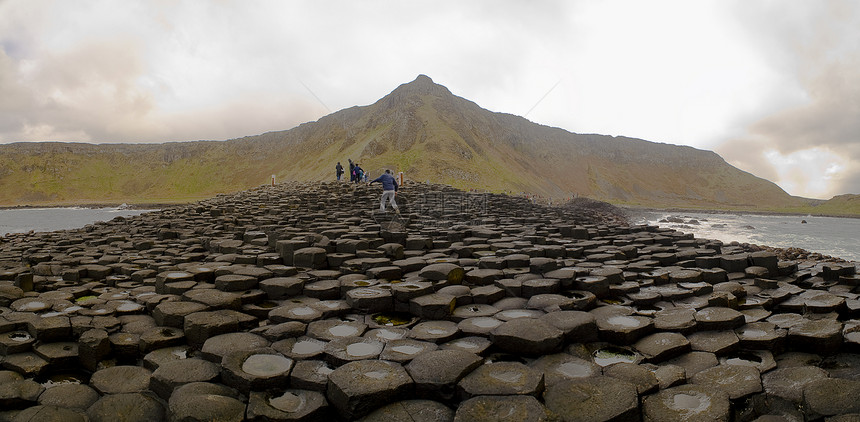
[0,0,858,197]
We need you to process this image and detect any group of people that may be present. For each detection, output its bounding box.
[335,159,399,213]
[335,159,369,183]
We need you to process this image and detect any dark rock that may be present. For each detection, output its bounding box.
[326,359,414,420]
[801,378,860,419]
[221,348,294,394]
[642,384,731,422]
[633,332,690,362]
[0,379,43,409]
[247,389,330,422]
[490,318,563,356]
[90,365,152,394]
[690,364,761,400]
[453,395,548,422]
[543,376,639,422]
[149,357,221,400]
[762,366,828,403]
[457,362,544,400]
[168,382,246,422]
[86,393,165,422]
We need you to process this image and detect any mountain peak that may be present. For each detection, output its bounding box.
[386,74,454,99]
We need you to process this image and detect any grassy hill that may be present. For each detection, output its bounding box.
[1,74,851,215]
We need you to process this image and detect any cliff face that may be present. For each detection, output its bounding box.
[0,75,798,208]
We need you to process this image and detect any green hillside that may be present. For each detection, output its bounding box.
[1,74,853,215]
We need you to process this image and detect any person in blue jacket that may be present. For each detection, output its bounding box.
[370,169,399,212]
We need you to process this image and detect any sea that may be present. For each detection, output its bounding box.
[631,211,859,262]
[0,206,156,236]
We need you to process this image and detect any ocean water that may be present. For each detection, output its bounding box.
[631,211,859,262]
[0,206,156,236]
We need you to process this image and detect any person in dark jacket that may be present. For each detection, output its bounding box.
[335,162,344,181]
[369,169,399,212]
[354,164,364,184]
[348,159,355,182]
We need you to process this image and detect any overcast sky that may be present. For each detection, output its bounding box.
[1,0,858,199]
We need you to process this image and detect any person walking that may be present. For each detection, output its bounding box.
[354,164,364,184]
[335,162,344,181]
[369,169,399,212]
[348,159,355,183]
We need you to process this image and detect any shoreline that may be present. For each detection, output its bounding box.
[621,205,860,220]
[0,202,186,211]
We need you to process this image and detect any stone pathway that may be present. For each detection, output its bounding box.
[0,181,858,421]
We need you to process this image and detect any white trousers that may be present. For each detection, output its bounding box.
[380,190,398,211]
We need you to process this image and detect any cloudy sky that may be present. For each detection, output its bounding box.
[1,0,858,199]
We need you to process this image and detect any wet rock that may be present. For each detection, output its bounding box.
[183,309,256,348]
[539,310,598,343]
[665,351,719,377]
[326,359,414,420]
[787,318,843,355]
[419,263,465,284]
[0,330,36,355]
[379,339,438,363]
[453,395,548,422]
[149,357,220,400]
[289,359,335,392]
[221,348,294,394]
[325,337,384,366]
[11,405,87,422]
[653,308,696,332]
[405,349,483,401]
[200,331,269,363]
[642,384,731,422]
[690,364,761,400]
[694,307,745,331]
[1,352,48,376]
[152,301,208,328]
[801,378,860,419]
[633,332,690,363]
[603,362,659,395]
[26,315,71,342]
[761,366,828,403]
[543,376,639,422]
[86,393,165,422]
[247,389,330,422]
[37,383,100,410]
[529,353,601,386]
[90,365,152,394]
[596,313,654,344]
[410,294,456,320]
[260,277,305,300]
[168,382,246,422]
[457,361,544,400]
[293,247,328,270]
[489,318,563,356]
[0,379,43,409]
[687,330,740,355]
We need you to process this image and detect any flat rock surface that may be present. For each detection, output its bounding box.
[543,376,639,422]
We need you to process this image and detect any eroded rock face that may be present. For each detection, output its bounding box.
[0,181,857,421]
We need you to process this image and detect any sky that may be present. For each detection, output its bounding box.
[1,0,859,199]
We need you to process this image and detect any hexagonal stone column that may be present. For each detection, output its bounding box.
[801,377,860,419]
[457,362,544,400]
[490,318,563,356]
[247,389,330,421]
[326,360,413,420]
[543,376,639,422]
[454,395,549,422]
[690,364,761,400]
[643,384,731,422]
[406,349,483,401]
